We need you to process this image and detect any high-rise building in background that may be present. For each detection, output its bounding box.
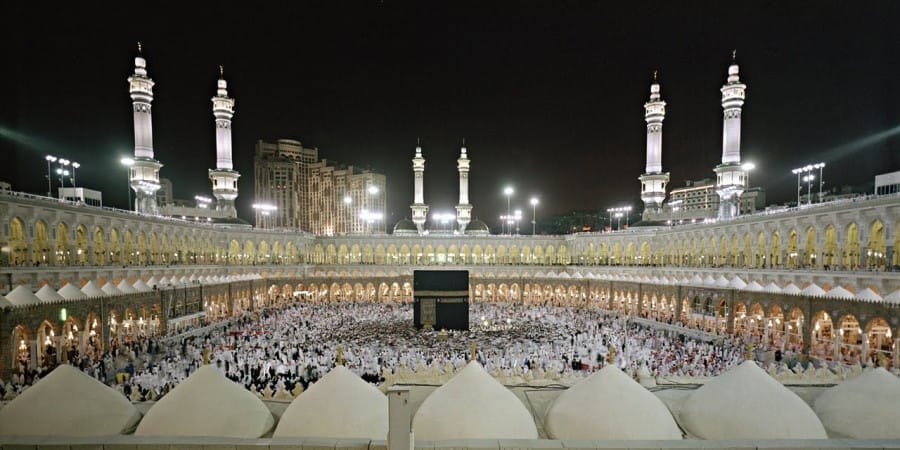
[254,139,386,234]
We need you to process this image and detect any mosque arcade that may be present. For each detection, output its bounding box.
[0,47,898,378]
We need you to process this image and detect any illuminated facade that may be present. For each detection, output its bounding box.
[253,140,386,234]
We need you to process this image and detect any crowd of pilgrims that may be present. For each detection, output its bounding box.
[1,297,758,401]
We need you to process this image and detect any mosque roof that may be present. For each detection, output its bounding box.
[101,281,124,296]
[135,365,274,438]
[392,218,418,235]
[544,365,682,440]
[132,279,152,292]
[679,361,826,439]
[814,368,900,438]
[117,279,138,293]
[274,365,388,439]
[6,285,43,306]
[412,361,537,440]
[58,283,87,300]
[465,219,490,235]
[80,280,106,298]
[34,284,64,302]
[0,364,141,436]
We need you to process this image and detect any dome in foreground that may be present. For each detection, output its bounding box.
[413,361,537,440]
[275,365,388,439]
[136,365,274,438]
[0,364,141,436]
[680,361,826,439]
[465,219,490,235]
[393,219,418,235]
[814,368,900,438]
[544,365,682,440]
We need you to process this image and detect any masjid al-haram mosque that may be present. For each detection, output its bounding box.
[0,42,899,449]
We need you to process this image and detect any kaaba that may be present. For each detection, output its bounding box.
[413,270,469,330]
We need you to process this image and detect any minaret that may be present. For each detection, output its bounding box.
[639,71,669,220]
[410,140,429,234]
[714,50,748,219]
[208,65,240,218]
[128,42,163,214]
[455,140,473,232]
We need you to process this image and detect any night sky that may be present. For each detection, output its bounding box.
[3,2,899,227]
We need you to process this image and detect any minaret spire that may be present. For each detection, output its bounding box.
[455,139,473,232]
[127,43,163,214]
[714,50,749,219]
[639,70,669,220]
[209,65,240,218]
[410,141,429,234]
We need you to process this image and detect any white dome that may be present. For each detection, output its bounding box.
[413,361,537,440]
[801,283,826,296]
[680,361,826,439]
[782,282,802,295]
[132,279,152,292]
[855,288,883,301]
[743,281,764,292]
[117,279,138,294]
[544,366,681,440]
[34,284,64,302]
[0,364,140,436]
[6,285,43,306]
[274,365,387,439]
[824,286,854,299]
[80,280,106,298]
[136,365,274,438]
[57,283,87,300]
[814,368,900,438]
[729,276,747,289]
[101,282,124,296]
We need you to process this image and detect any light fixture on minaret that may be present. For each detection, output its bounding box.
[714,50,748,219]
[410,139,429,234]
[639,70,669,221]
[455,139,473,233]
[208,65,240,218]
[127,42,164,215]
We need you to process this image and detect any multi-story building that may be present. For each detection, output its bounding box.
[253,139,318,230]
[652,179,765,223]
[254,140,386,234]
[308,160,386,235]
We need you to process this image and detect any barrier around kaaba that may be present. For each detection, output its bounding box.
[413,270,469,331]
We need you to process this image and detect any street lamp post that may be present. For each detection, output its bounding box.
[606,206,632,231]
[55,168,69,197]
[252,203,278,229]
[361,209,383,234]
[530,197,539,235]
[194,195,212,209]
[803,174,815,207]
[44,155,57,197]
[121,157,135,210]
[514,209,522,235]
[503,186,514,235]
[791,163,825,207]
[817,163,826,203]
[433,212,455,232]
[70,162,80,187]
